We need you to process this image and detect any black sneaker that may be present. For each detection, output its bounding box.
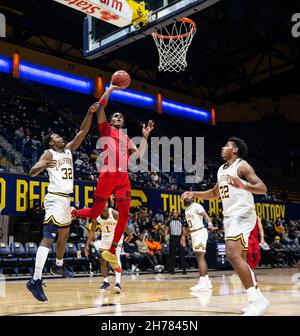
[99,281,110,292]
[114,283,121,294]
[182,269,187,275]
[50,265,74,278]
[26,278,48,302]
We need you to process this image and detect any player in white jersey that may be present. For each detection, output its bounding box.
[85,203,132,294]
[26,103,98,302]
[183,197,215,291]
[182,137,269,316]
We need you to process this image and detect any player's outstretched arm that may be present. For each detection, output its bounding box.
[66,102,98,152]
[201,211,215,230]
[230,162,267,194]
[181,183,220,201]
[96,84,124,125]
[29,150,54,177]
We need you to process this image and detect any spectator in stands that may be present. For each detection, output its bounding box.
[121,240,144,273]
[27,201,44,232]
[135,233,159,271]
[270,236,288,267]
[146,234,164,269]
[155,209,164,223]
[0,150,7,171]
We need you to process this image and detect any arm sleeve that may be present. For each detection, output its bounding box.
[98,120,111,136]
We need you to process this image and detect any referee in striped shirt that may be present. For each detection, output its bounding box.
[166,210,187,274]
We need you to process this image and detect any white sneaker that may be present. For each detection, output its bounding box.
[257,288,270,307]
[242,289,270,313]
[242,300,269,316]
[206,278,212,289]
[190,282,210,292]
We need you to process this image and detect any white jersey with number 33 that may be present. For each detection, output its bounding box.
[217,158,255,217]
[185,202,205,231]
[46,148,73,194]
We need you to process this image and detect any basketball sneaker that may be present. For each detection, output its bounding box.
[26,278,48,302]
[242,299,269,316]
[241,288,270,313]
[102,251,122,273]
[206,277,212,289]
[50,265,74,278]
[190,278,210,292]
[114,283,122,294]
[98,281,110,292]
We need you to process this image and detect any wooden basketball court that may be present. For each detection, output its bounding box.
[0,268,299,316]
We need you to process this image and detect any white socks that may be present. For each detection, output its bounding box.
[115,272,121,284]
[56,258,63,267]
[33,246,49,280]
[103,277,109,283]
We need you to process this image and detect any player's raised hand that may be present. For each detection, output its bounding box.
[142,120,154,139]
[109,83,125,91]
[181,191,194,201]
[228,176,245,189]
[88,102,99,113]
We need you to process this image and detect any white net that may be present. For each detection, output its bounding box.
[151,18,197,72]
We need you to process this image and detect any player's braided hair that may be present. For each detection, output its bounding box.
[228,136,248,158]
[43,132,54,149]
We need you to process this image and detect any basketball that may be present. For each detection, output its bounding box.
[111,70,131,88]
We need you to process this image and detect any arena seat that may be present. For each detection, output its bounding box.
[0,242,18,275]
[64,242,77,272]
[76,242,90,273]
[24,242,38,274]
[10,242,33,275]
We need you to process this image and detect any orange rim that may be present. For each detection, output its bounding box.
[151,18,197,40]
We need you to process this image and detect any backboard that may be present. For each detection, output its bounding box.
[83,0,222,60]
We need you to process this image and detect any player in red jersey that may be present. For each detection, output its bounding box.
[72,84,154,271]
[247,216,265,270]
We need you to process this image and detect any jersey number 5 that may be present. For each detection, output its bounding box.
[220,185,229,199]
[62,168,73,180]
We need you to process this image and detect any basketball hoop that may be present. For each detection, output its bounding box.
[151,18,197,72]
